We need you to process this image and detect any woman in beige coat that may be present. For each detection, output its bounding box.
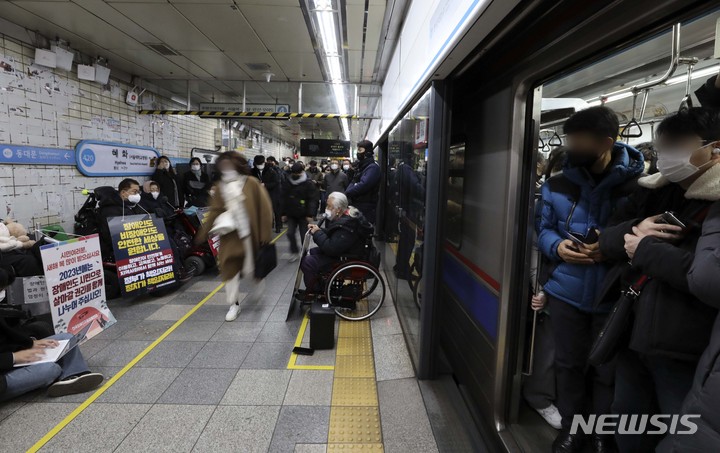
[197,152,273,321]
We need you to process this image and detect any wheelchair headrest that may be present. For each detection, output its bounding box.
[94,186,117,201]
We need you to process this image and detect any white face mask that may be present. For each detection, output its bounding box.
[342,164,350,171]
[150,191,160,200]
[330,164,339,171]
[657,144,715,183]
[209,189,215,197]
[191,164,201,171]
[324,208,336,219]
[0,289,6,301]
[222,169,239,181]
[159,162,169,170]
[256,164,265,171]
[128,193,141,204]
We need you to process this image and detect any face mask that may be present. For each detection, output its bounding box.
[222,170,239,181]
[151,191,160,200]
[657,144,715,183]
[128,194,141,204]
[191,164,201,171]
[209,189,215,197]
[159,162,169,170]
[567,150,601,169]
[324,209,336,219]
[330,164,339,171]
[0,289,6,301]
[256,164,265,171]
[357,152,367,160]
[342,164,350,171]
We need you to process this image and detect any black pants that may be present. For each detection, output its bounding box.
[286,216,309,254]
[0,250,43,277]
[522,311,557,410]
[271,195,282,230]
[612,348,697,453]
[550,296,616,430]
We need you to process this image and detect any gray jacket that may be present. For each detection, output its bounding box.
[323,170,349,194]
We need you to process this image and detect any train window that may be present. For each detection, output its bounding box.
[446,143,465,248]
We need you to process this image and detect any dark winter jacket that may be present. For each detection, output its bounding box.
[345,157,381,205]
[0,316,35,397]
[323,170,349,194]
[251,167,281,199]
[659,201,720,452]
[153,168,184,208]
[306,167,324,187]
[537,143,644,312]
[281,173,319,218]
[182,170,211,207]
[98,190,147,259]
[599,164,720,361]
[140,192,175,220]
[312,211,372,258]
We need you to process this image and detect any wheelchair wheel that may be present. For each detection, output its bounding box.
[325,262,385,321]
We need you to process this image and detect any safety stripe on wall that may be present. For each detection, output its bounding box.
[137,110,360,119]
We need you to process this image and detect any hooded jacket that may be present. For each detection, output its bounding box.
[312,210,373,258]
[537,142,644,312]
[281,172,319,218]
[599,163,720,361]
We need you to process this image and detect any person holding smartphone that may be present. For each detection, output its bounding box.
[537,107,644,453]
[598,107,720,452]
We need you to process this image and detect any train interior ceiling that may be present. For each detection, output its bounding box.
[437,2,720,453]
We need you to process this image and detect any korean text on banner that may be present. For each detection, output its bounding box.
[40,234,116,339]
[108,214,176,296]
[196,207,220,257]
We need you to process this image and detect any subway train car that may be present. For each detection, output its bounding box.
[373,0,720,451]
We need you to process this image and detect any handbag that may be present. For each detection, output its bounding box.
[587,274,649,367]
[254,243,277,279]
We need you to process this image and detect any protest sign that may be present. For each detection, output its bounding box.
[108,214,176,296]
[40,234,116,339]
[196,207,220,257]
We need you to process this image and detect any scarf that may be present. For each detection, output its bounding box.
[221,175,251,239]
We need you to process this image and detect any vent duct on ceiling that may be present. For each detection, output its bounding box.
[145,43,179,56]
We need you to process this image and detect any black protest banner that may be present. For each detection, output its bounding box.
[108,214,176,296]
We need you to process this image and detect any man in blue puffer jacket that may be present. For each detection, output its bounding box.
[537,106,644,453]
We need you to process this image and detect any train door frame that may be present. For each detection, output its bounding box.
[441,0,719,450]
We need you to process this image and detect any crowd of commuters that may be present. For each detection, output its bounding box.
[530,74,720,453]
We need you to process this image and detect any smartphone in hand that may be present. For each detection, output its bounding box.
[658,211,687,229]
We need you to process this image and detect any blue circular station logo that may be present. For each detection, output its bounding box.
[80,148,96,167]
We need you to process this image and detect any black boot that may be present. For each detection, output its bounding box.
[552,430,585,453]
[591,434,617,453]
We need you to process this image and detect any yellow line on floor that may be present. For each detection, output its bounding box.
[287,312,335,370]
[28,228,288,453]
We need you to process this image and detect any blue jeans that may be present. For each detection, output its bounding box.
[1,333,90,402]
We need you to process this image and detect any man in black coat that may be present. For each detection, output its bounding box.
[252,155,282,232]
[598,107,720,452]
[345,140,381,224]
[97,179,147,260]
[301,192,372,293]
[282,163,319,261]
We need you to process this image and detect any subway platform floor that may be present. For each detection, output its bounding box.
[0,235,476,453]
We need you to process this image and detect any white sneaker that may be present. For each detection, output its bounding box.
[289,253,300,263]
[225,303,241,322]
[536,404,562,429]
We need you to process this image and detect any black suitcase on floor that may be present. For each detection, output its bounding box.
[310,301,335,350]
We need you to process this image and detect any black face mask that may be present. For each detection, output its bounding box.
[357,152,367,161]
[567,150,601,169]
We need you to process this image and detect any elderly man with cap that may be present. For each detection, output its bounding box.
[345,140,381,224]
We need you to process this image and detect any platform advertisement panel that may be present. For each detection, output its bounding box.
[40,234,116,339]
[108,214,176,296]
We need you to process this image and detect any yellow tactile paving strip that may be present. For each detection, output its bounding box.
[328,318,384,451]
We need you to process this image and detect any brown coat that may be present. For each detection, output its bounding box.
[197,176,273,281]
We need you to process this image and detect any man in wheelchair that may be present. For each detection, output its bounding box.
[301,192,374,294]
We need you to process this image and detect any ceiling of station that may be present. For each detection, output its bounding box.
[0,0,387,143]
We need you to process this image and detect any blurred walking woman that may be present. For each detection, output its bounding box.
[197,152,273,322]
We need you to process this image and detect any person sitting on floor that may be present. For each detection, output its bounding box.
[0,267,104,401]
[300,192,373,294]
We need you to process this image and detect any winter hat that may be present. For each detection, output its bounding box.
[291,163,304,174]
[357,140,374,154]
[254,155,266,165]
